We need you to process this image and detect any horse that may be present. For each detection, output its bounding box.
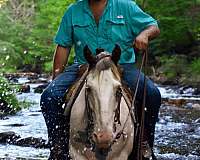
[68,45,135,160]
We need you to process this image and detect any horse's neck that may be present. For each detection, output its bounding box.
[70,84,87,130]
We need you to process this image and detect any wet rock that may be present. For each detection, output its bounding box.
[34,83,48,93]
[19,84,30,93]
[185,103,193,109]
[28,113,41,116]
[29,78,49,84]
[192,104,200,110]
[15,137,48,148]
[166,99,187,107]
[185,125,195,133]
[193,88,200,95]
[3,123,26,127]
[158,118,168,125]
[0,131,20,143]
[194,118,200,123]
[0,116,9,120]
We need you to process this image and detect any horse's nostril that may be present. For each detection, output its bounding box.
[93,132,98,142]
[92,131,113,147]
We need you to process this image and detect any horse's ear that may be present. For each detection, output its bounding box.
[84,45,96,66]
[111,44,121,65]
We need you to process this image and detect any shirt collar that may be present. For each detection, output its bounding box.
[83,0,112,16]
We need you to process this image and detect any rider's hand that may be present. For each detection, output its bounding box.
[134,32,149,51]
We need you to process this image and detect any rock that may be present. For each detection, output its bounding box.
[185,103,193,109]
[0,131,20,143]
[167,99,187,107]
[15,137,48,148]
[193,88,200,95]
[194,118,200,123]
[19,84,30,93]
[3,123,26,127]
[158,118,168,125]
[185,125,195,133]
[28,113,40,116]
[192,104,200,110]
[0,116,9,120]
[29,78,49,84]
[34,83,48,93]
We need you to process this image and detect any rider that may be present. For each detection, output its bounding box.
[40,0,161,159]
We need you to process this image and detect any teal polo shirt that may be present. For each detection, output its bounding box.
[54,0,158,64]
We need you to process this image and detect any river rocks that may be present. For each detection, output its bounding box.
[19,84,30,93]
[0,132,20,143]
[34,83,48,93]
[0,131,48,148]
[193,88,200,95]
[15,137,48,148]
[2,123,26,127]
[184,103,193,109]
[165,99,187,107]
[194,118,200,123]
[192,103,200,110]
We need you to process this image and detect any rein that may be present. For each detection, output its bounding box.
[70,50,148,160]
[134,50,148,160]
[111,49,148,160]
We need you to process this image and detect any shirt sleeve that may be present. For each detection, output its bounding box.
[128,1,158,35]
[54,5,73,48]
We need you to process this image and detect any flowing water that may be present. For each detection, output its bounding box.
[0,79,199,159]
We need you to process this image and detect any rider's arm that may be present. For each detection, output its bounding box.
[128,1,160,50]
[134,25,160,50]
[52,45,70,80]
[52,6,74,80]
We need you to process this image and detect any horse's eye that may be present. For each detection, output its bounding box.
[116,88,122,98]
[85,86,91,93]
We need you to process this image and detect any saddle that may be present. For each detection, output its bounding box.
[63,64,89,116]
[63,64,134,121]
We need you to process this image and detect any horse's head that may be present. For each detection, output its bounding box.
[84,45,122,152]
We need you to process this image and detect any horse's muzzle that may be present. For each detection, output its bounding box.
[92,131,113,149]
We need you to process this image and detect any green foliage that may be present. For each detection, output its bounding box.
[0,0,75,73]
[29,0,75,70]
[137,0,200,55]
[190,58,200,74]
[0,76,20,115]
[159,55,188,79]
[0,0,200,88]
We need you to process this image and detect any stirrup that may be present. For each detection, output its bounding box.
[142,141,152,159]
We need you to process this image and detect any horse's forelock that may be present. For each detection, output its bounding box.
[93,53,121,80]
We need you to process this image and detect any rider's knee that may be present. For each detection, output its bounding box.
[40,88,51,106]
[147,85,161,110]
[40,86,64,112]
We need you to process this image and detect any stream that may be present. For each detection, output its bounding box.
[0,78,199,160]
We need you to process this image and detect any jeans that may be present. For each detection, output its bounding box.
[40,63,161,160]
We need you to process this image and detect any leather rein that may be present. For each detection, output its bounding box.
[83,54,138,151]
[67,51,148,160]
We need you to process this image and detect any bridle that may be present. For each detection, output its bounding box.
[84,65,136,153]
[83,49,148,160]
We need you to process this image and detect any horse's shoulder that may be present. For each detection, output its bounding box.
[64,64,89,115]
[122,82,133,103]
[65,64,88,101]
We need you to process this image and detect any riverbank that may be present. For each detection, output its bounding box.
[0,75,199,159]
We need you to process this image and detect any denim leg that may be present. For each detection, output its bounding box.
[121,64,161,147]
[40,64,79,160]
